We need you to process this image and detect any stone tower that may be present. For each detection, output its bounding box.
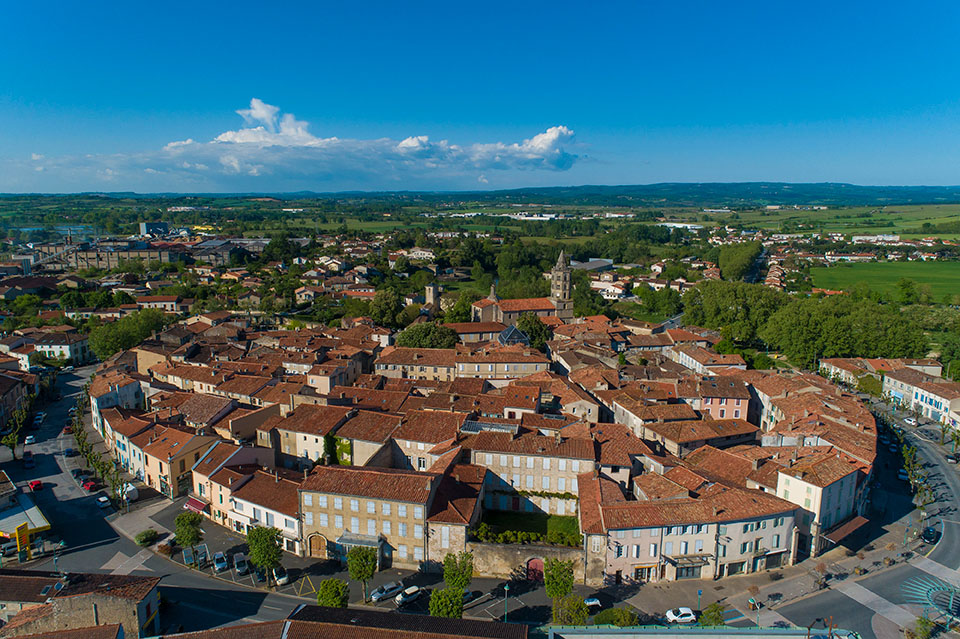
[551,250,573,320]
[425,282,439,307]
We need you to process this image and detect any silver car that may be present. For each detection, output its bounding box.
[371,581,404,602]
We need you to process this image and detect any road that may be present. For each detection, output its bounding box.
[775,399,960,639]
[0,365,298,633]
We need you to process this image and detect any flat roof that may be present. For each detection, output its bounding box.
[0,493,51,537]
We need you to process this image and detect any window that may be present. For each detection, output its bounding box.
[305,512,314,525]
[398,505,407,517]
[804,498,811,509]
[303,494,313,507]
[695,539,703,553]
[441,526,450,549]
[592,537,602,553]
[633,545,640,558]
[734,410,740,418]
[571,460,580,472]
[527,457,534,468]
[557,501,565,515]
[773,534,781,549]
[485,454,493,465]
[253,508,261,522]
[350,517,359,532]
[651,528,658,537]
[677,566,702,579]
[664,541,673,555]
[719,409,725,418]
[417,458,426,471]
[512,474,519,487]
[571,477,578,492]
[559,459,567,471]
[367,519,376,536]
[367,502,375,514]
[334,497,343,510]
[383,520,391,535]
[513,456,521,467]
[680,541,688,555]
[650,543,658,557]
[558,477,566,491]
[543,458,551,470]
[615,545,624,558]
[382,503,391,516]
[399,523,408,537]
[350,499,359,512]
[414,524,423,539]
[265,512,275,527]
[542,476,550,490]
[414,546,424,560]
[319,513,327,527]
[398,544,408,558]
[414,506,423,519]
[526,475,533,488]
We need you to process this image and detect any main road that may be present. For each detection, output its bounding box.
[0,365,301,633]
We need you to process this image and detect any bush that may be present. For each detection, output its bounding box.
[135,529,159,547]
[317,578,350,608]
[592,606,639,627]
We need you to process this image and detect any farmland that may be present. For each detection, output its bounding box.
[810,261,960,299]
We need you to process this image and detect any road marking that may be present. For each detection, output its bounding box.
[913,555,960,585]
[109,548,154,575]
[832,580,916,627]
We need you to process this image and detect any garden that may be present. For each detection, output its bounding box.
[470,512,582,547]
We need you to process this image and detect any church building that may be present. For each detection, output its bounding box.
[471,251,574,326]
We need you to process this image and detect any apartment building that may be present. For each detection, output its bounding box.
[228,469,304,555]
[299,465,437,568]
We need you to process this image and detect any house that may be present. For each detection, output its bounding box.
[0,569,161,638]
[227,469,304,555]
[32,332,91,365]
[138,426,218,498]
[89,372,144,435]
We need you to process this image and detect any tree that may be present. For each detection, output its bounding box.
[592,606,639,627]
[718,241,762,281]
[246,526,283,583]
[370,289,403,327]
[544,557,575,618]
[442,551,474,591]
[1,431,19,461]
[516,313,552,351]
[699,602,726,627]
[174,511,204,558]
[317,578,350,608]
[429,586,464,619]
[553,594,589,625]
[88,309,168,360]
[395,322,458,349]
[445,290,481,323]
[346,545,378,602]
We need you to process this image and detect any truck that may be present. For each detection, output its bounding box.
[123,484,139,502]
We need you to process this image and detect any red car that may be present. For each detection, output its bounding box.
[62,425,72,435]
[82,480,97,492]
[28,480,42,491]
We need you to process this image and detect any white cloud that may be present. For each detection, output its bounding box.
[31,153,44,161]
[0,98,582,191]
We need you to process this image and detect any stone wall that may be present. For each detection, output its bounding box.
[466,540,589,583]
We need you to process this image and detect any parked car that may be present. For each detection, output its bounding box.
[64,448,77,457]
[213,552,229,572]
[584,597,602,611]
[0,541,19,557]
[23,451,34,468]
[395,585,423,606]
[234,553,250,576]
[71,468,88,480]
[96,495,111,509]
[28,480,42,491]
[898,469,909,482]
[82,480,98,492]
[371,581,404,602]
[62,425,72,434]
[922,526,939,543]
[905,417,918,426]
[254,566,267,583]
[62,365,74,372]
[947,454,959,464]
[665,607,697,624]
[23,435,35,445]
[272,566,289,586]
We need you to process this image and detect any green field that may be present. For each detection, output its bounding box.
[810,261,960,298]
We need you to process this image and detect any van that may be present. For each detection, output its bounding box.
[0,541,19,557]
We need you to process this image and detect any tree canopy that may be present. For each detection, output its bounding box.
[516,313,552,351]
[429,587,464,619]
[317,578,350,608]
[395,322,459,349]
[246,526,283,573]
[346,546,378,601]
[88,308,167,360]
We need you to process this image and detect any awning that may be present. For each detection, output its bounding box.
[824,515,869,544]
[183,497,209,513]
[664,553,712,567]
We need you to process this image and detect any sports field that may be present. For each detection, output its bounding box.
[810,261,960,299]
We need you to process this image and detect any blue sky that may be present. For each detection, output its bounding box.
[2,1,960,192]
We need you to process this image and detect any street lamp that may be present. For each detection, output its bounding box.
[503,583,510,623]
[53,540,66,577]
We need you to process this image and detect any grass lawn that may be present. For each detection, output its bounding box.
[612,301,667,323]
[481,511,579,537]
[809,261,960,299]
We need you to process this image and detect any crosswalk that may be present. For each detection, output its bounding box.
[832,580,916,627]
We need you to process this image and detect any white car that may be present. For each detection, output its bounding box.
[23,435,35,445]
[395,585,422,606]
[96,495,111,509]
[904,417,918,426]
[665,607,697,624]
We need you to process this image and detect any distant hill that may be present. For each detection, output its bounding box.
[7,182,960,208]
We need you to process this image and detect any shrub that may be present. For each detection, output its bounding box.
[592,606,639,627]
[135,529,159,547]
